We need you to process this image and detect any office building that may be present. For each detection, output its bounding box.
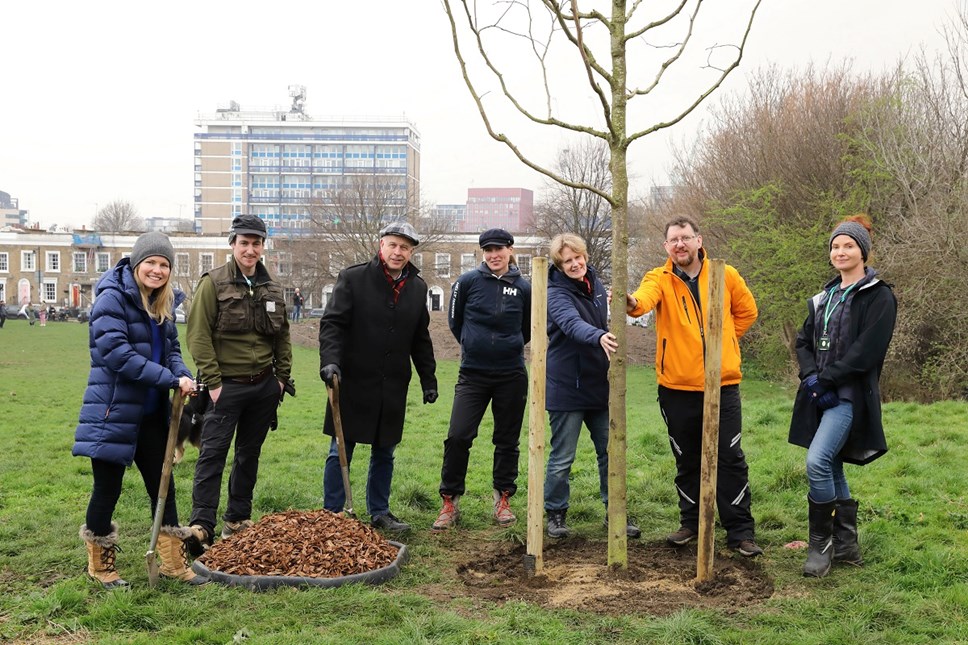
[462,188,534,233]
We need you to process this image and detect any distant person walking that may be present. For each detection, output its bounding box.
[0,300,6,328]
[38,307,47,327]
[291,288,304,322]
[319,222,438,534]
[72,231,204,588]
[543,233,640,539]
[789,215,896,578]
[432,228,531,532]
[18,302,35,325]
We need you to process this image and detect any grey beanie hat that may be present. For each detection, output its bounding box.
[130,231,175,268]
[829,220,871,261]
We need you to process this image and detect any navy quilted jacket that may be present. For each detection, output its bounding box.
[72,258,190,465]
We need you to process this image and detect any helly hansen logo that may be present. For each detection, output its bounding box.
[503,286,518,296]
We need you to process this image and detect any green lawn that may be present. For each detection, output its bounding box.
[1,321,966,644]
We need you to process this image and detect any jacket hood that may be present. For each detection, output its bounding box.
[548,263,600,293]
[476,261,521,283]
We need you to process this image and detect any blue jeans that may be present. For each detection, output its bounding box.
[323,438,396,517]
[805,400,853,503]
[544,409,609,511]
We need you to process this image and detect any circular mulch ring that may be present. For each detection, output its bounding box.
[191,509,409,591]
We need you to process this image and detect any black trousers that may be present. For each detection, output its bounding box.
[189,376,278,535]
[85,411,178,536]
[657,384,755,546]
[439,367,528,497]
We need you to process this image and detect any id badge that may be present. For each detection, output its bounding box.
[266,301,276,313]
[818,334,830,351]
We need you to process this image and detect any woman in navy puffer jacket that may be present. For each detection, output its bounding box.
[72,232,204,588]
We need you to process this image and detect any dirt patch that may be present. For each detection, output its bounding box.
[418,537,773,617]
[292,312,656,365]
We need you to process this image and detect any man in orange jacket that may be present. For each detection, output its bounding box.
[626,215,763,557]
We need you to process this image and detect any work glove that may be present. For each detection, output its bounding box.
[816,391,840,411]
[320,364,341,387]
[422,389,438,404]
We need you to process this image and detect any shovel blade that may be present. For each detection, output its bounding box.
[146,551,160,587]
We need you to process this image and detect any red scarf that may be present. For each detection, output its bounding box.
[379,251,408,303]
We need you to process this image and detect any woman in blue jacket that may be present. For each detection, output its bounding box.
[789,215,896,578]
[73,232,204,588]
[543,233,639,539]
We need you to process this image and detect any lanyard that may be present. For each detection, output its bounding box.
[822,282,857,335]
[242,275,254,297]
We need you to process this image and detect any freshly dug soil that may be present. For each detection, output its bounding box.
[197,510,397,578]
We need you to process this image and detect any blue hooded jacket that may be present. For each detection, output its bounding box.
[546,263,610,411]
[72,258,190,465]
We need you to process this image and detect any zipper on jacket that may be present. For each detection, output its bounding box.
[660,337,667,374]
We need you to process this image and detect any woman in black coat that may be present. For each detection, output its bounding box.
[789,215,896,578]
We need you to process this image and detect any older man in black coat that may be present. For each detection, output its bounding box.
[319,222,438,533]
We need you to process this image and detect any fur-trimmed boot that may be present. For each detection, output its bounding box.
[803,497,836,578]
[80,523,129,589]
[158,526,208,585]
[833,498,864,566]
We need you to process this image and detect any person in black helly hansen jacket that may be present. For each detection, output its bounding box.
[431,228,531,532]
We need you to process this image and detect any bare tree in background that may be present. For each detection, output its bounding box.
[442,0,762,567]
[534,139,613,279]
[93,200,144,232]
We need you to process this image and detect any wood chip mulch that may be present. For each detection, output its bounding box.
[197,509,399,578]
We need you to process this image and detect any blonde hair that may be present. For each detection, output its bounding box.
[549,233,588,270]
[132,266,175,323]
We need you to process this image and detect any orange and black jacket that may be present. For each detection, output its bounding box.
[628,252,757,392]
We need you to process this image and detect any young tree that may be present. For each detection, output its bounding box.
[93,200,144,232]
[442,0,762,567]
[534,139,613,279]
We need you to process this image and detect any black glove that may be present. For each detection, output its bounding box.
[816,391,840,410]
[320,364,341,386]
[422,389,438,404]
[802,374,824,398]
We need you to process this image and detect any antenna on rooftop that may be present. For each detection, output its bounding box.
[288,85,306,114]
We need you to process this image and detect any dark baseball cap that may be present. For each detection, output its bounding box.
[479,228,514,248]
[229,214,267,240]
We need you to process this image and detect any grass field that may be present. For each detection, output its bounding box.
[1,320,967,644]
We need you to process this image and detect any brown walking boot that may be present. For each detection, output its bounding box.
[80,523,129,590]
[158,526,208,585]
[432,494,461,532]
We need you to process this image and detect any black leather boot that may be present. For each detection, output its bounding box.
[833,498,863,566]
[803,497,836,578]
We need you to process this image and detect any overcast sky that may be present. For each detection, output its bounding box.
[1,1,956,229]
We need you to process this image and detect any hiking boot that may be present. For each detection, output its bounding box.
[493,490,516,526]
[80,523,129,590]
[546,509,570,538]
[667,526,697,546]
[158,527,208,585]
[371,512,411,533]
[432,494,461,532]
[603,518,642,539]
[734,539,764,558]
[221,519,255,539]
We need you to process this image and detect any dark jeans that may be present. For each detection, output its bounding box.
[85,411,178,535]
[439,367,528,497]
[323,438,396,517]
[657,384,755,546]
[291,305,302,322]
[189,376,278,535]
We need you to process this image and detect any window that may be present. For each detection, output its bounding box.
[435,253,451,278]
[516,254,532,276]
[461,253,477,273]
[46,252,60,272]
[175,253,190,276]
[0,283,5,303]
[96,253,111,273]
[42,279,57,303]
[73,252,87,273]
[200,253,214,274]
[411,253,422,269]
[22,250,36,272]
[0,252,8,272]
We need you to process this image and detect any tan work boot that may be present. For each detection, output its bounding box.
[493,489,516,526]
[431,494,461,532]
[221,519,255,539]
[158,526,208,585]
[80,523,129,590]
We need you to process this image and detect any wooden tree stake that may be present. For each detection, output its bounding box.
[525,257,548,576]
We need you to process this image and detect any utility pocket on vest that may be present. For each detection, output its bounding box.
[215,290,251,333]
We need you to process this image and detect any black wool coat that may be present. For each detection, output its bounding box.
[319,256,437,447]
[788,277,897,465]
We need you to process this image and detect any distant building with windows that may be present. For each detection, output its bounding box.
[430,203,466,230]
[193,86,421,236]
[0,190,29,228]
[462,187,534,233]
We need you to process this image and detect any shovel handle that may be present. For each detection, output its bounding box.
[327,375,354,516]
[147,390,186,586]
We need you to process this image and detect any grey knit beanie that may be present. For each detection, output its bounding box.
[829,221,871,261]
[130,231,175,268]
